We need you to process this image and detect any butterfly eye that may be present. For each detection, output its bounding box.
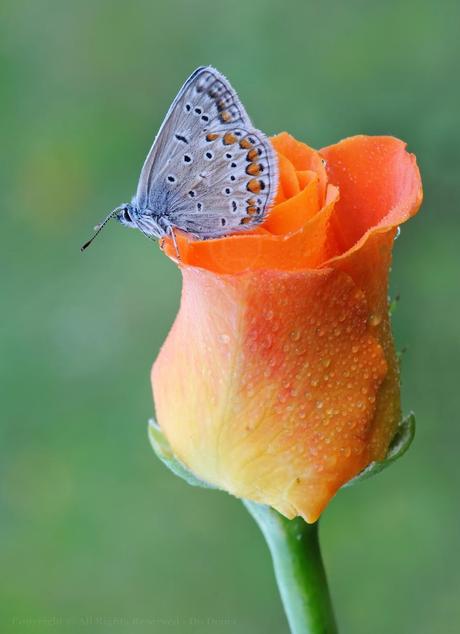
[123,208,131,223]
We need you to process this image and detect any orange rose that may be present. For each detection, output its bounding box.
[152,132,422,522]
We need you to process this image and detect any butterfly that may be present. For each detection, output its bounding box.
[81,66,278,253]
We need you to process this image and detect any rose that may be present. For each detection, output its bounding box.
[152,132,422,522]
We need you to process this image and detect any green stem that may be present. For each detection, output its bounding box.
[244,501,338,634]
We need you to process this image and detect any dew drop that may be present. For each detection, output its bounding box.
[262,335,273,350]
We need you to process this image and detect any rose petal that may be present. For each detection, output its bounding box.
[321,135,423,258]
[272,133,328,205]
[275,152,300,203]
[264,175,319,235]
[153,266,387,522]
[327,230,401,459]
[319,137,422,454]
[163,187,338,274]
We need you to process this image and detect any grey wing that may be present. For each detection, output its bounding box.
[135,66,251,208]
[136,66,278,239]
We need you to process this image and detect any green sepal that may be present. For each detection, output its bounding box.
[389,294,400,316]
[148,419,218,489]
[342,412,416,488]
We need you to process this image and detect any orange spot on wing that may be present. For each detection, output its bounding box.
[247,179,262,194]
[247,148,260,161]
[240,138,252,149]
[246,163,263,176]
[223,132,237,145]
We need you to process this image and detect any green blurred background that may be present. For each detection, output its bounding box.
[1,0,459,632]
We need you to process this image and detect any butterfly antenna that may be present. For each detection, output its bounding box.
[80,206,124,252]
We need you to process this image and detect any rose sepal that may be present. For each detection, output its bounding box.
[342,412,415,488]
[148,419,218,489]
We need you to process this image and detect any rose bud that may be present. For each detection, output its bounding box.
[152,133,422,523]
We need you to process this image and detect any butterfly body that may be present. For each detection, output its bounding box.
[117,201,166,238]
[82,66,278,250]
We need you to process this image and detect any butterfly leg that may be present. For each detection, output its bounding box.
[166,224,181,261]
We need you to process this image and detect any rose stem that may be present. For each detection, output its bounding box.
[244,501,338,634]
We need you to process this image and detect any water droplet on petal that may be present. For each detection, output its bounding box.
[369,313,382,327]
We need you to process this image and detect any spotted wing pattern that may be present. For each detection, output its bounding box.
[134,67,278,239]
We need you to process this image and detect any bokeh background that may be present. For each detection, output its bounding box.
[1,0,459,632]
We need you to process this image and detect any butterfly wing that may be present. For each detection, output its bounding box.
[135,66,278,238]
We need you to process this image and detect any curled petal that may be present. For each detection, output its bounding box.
[163,186,338,274]
[321,135,423,258]
[321,136,423,456]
